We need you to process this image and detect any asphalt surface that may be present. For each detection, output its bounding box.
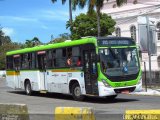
[0,78,160,120]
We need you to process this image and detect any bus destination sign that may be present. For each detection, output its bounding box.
[98,39,135,47]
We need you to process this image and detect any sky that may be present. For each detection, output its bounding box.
[0,0,87,43]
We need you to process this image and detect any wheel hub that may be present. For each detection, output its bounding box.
[74,87,81,97]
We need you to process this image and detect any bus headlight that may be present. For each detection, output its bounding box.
[102,80,111,88]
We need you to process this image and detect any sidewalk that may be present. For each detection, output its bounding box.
[130,88,160,96]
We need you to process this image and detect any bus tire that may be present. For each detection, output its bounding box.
[105,95,117,100]
[71,83,84,101]
[25,81,32,96]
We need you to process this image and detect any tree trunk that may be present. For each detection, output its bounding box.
[69,0,72,25]
[96,6,101,37]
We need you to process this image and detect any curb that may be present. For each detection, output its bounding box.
[0,103,29,120]
[55,107,95,120]
[129,92,160,97]
[125,110,160,120]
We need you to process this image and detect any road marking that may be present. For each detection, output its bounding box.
[55,107,95,120]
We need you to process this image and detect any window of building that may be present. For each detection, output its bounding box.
[115,27,121,37]
[157,22,160,40]
[130,25,136,41]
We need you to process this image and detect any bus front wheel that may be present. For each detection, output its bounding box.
[71,83,84,101]
[25,81,32,96]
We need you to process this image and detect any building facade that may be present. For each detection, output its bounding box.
[102,0,160,69]
[102,0,160,72]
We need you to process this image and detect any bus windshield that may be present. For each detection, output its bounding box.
[99,47,139,77]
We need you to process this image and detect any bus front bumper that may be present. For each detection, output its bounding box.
[98,81,142,97]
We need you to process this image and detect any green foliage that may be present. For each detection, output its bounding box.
[0,43,20,69]
[0,29,21,69]
[67,11,116,40]
[50,33,71,43]
[24,37,42,48]
[74,0,127,37]
[0,30,11,46]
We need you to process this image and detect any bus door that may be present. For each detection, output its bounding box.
[13,55,21,89]
[37,51,47,90]
[83,50,99,95]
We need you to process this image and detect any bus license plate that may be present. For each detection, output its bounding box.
[121,90,129,94]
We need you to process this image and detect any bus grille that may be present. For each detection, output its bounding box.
[114,87,136,93]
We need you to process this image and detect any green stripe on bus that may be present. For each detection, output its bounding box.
[6,37,97,55]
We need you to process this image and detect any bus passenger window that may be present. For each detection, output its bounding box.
[67,57,72,66]
[67,48,72,66]
[31,53,36,69]
[6,56,14,70]
[13,55,21,71]
[47,50,53,68]
[77,57,81,66]
[55,49,66,68]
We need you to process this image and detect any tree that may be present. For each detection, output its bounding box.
[51,0,73,25]
[0,29,11,46]
[0,29,20,69]
[51,0,85,27]
[77,0,127,37]
[24,37,42,48]
[67,11,116,40]
[49,33,70,43]
[32,37,41,46]
[0,42,20,69]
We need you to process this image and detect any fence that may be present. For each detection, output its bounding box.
[142,70,160,88]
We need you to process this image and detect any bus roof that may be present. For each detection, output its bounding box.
[6,36,136,56]
[6,37,97,56]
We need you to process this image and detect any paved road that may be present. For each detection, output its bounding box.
[0,78,160,120]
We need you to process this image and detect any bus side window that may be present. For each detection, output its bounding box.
[6,56,14,70]
[21,54,29,69]
[47,50,53,68]
[72,47,81,67]
[29,53,36,69]
[67,47,72,66]
[52,50,56,68]
[13,56,21,71]
[55,49,66,68]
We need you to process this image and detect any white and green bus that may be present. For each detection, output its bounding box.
[6,37,142,101]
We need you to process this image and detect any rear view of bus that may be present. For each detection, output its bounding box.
[97,37,142,98]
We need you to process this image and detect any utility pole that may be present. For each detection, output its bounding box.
[146,16,152,85]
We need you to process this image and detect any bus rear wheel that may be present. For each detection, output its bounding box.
[71,83,84,101]
[25,81,32,96]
